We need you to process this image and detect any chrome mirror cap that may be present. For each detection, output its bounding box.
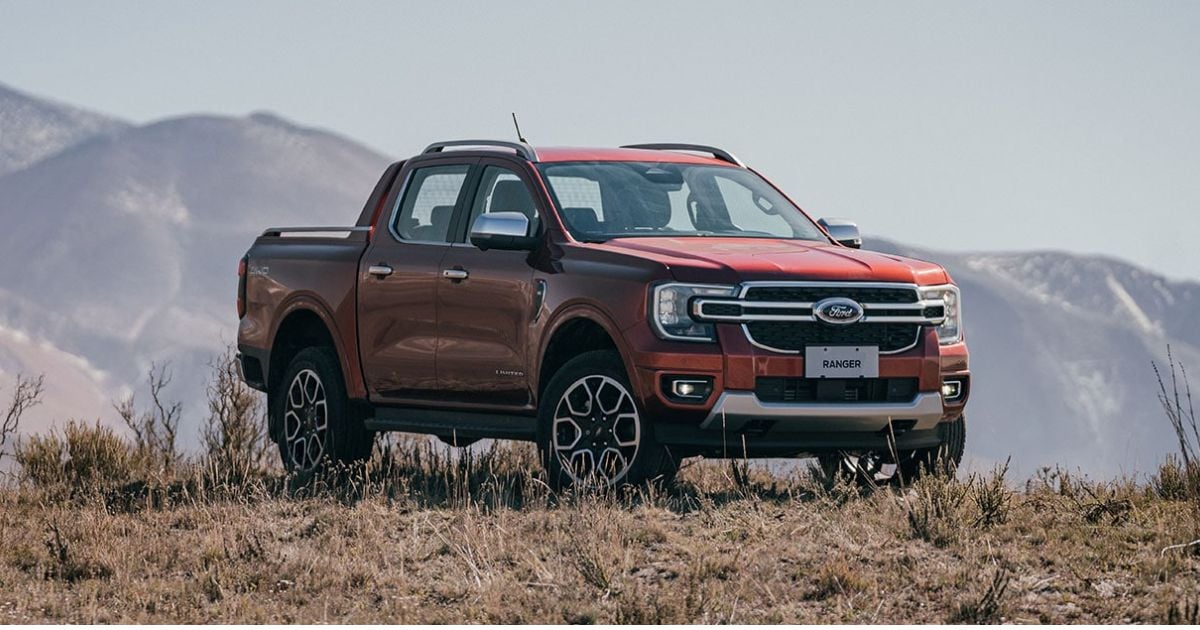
[818,217,861,249]
[470,212,538,251]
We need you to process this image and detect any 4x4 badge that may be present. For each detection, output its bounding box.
[813,297,865,325]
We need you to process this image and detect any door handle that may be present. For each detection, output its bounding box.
[368,264,393,278]
[442,268,469,281]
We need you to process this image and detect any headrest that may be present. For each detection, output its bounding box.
[490,180,534,216]
[635,187,671,229]
[429,205,454,227]
[563,207,601,233]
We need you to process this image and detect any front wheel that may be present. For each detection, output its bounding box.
[898,415,966,480]
[537,350,676,489]
[271,346,374,473]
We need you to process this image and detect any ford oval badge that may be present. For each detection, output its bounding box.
[813,297,865,325]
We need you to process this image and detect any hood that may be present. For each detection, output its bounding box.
[590,237,951,285]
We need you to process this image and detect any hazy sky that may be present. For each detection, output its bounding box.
[2,1,1198,279]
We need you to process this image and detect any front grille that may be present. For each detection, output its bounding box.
[756,377,919,403]
[745,321,920,353]
[702,302,743,317]
[743,286,917,304]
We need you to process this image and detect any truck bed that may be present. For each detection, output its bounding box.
[237,227,371,398]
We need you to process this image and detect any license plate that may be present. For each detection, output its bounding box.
[805,346,879,378]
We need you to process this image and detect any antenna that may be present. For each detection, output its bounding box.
[511,112,528,144]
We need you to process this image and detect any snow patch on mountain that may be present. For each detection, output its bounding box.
[108,179,191,225]
[1105,273,1158,335]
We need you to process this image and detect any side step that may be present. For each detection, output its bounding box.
[364,406,538,442]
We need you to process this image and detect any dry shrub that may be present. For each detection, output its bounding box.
[12,431,64,485]
[904,467,969,546]
[14,420,134,488]
[971,458,1013,527]
[573,545,612,591]
[1153,347,1200,501]
[201,348,270,485]
[1152,455,1200,501]
[1026,466,1133,524]
[1028,465,1078,497]
[1070,482,1133,525]
[0,373,44,462]
[114,363,182,472]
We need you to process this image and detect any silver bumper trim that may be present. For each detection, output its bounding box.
[700,391,945,432]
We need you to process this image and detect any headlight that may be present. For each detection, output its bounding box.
[921,284,963,344]
[650,283,737,342]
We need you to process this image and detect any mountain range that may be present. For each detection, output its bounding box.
[0,81,1194,478]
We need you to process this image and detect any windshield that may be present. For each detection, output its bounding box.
[537,161,828,242]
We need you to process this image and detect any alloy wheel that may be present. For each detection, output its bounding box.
[283,368,328,472]
[552,375,641,487]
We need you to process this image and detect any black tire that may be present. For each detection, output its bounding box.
[271,346,373,473]
[537,350,676,489]
[898,415,966,481]
[818,416,967,485]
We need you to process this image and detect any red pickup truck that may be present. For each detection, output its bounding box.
[236,140,969,487]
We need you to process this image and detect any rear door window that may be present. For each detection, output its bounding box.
[392,164,471,242]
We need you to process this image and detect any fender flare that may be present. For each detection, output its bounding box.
[536,301,644,402]
[267,293,365,399]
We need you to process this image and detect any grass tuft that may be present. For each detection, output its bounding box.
[950,567,1011,623]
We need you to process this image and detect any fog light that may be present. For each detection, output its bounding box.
[941,379,963,401]
[663,376,713,403]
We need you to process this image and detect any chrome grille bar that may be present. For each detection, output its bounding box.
[692,297,946,325]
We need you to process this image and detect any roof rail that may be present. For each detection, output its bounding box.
[620,143,744,167]
[423,139,538,162]
[261,226,370,237]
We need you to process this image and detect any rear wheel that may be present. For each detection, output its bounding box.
[272,346,373,473]
[537,350,676,489]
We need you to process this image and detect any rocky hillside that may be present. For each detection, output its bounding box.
[0,82,128,177]
[872,239,1200,477]
[0,86,389,433]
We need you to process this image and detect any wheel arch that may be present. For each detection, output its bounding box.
[536,305,639,405]
[266,297,358,403]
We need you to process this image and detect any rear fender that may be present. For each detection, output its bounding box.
[269,293,366,399]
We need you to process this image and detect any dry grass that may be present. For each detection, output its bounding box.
[0,349,1196,622]
[0,440,1197,624]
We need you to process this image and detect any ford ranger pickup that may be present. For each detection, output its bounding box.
[236,140,970,487]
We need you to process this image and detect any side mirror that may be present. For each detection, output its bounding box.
[818,217,861,249]
[470,212,538,251]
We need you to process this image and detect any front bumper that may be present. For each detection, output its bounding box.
[624,319,968,456]
[699,391,945,432]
